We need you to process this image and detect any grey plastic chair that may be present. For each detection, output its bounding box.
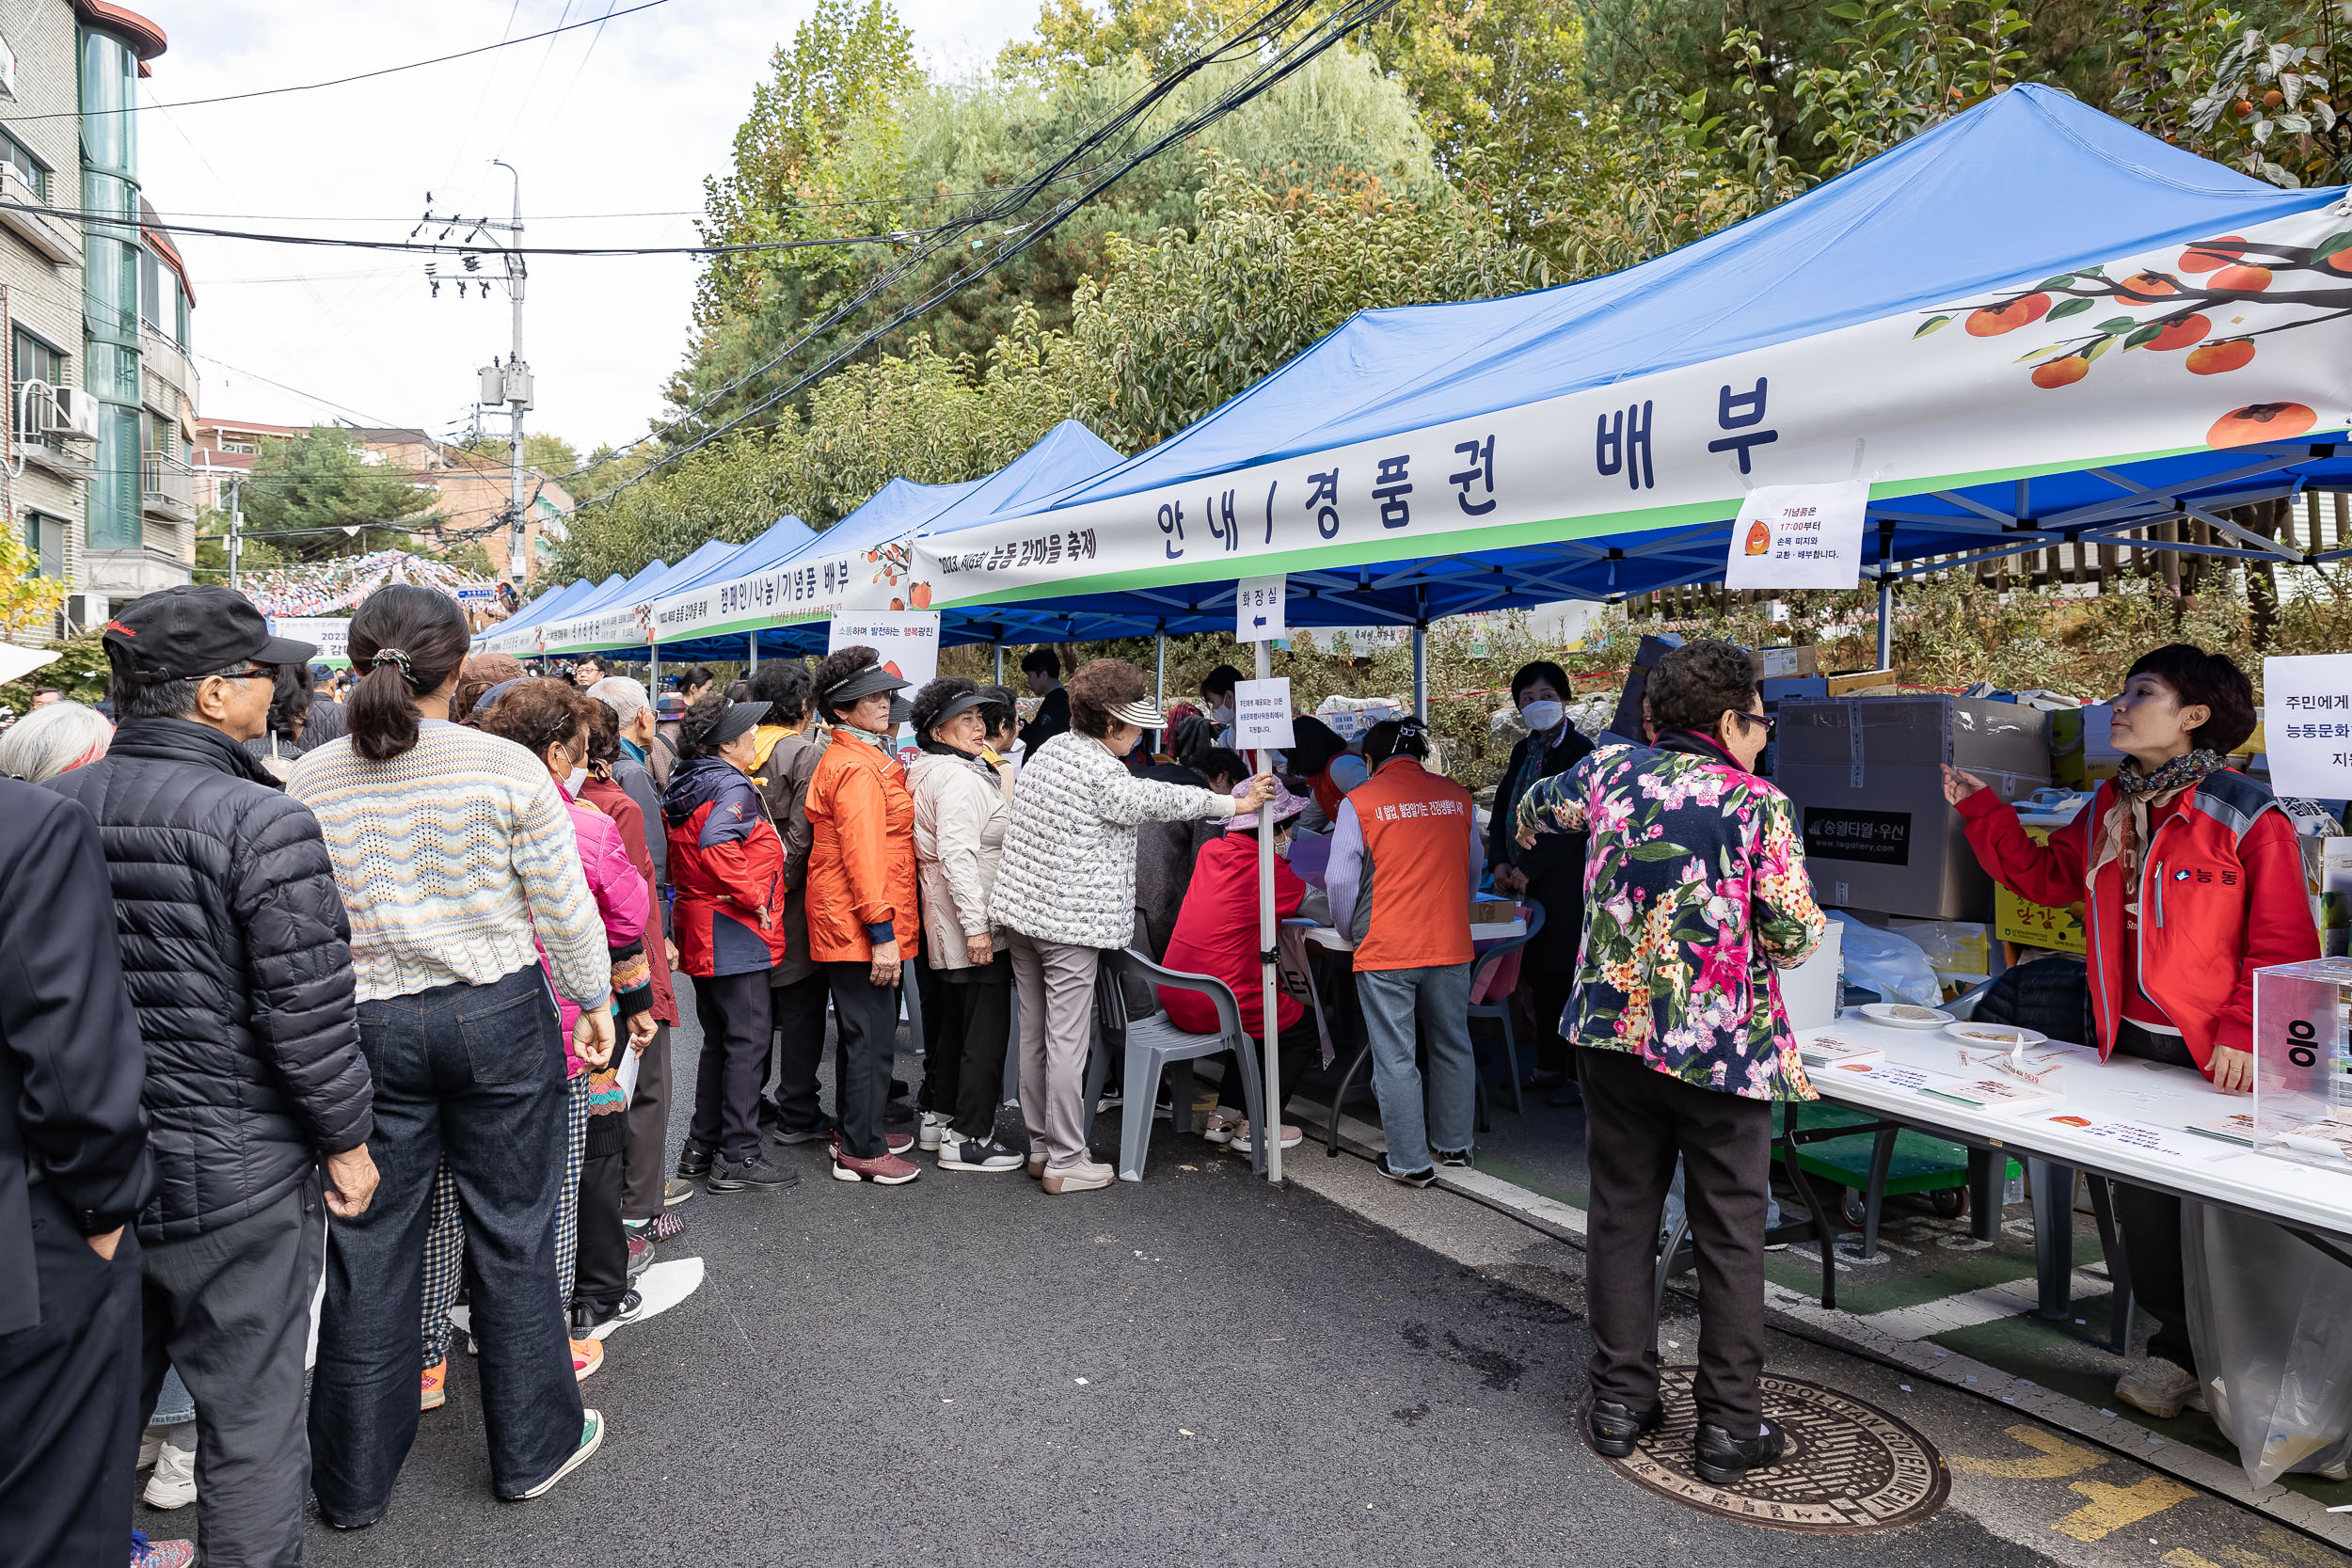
[1098,947,1266,1181]
[1464,900,1545,1114]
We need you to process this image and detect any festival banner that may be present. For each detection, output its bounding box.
[907,214,2352,610]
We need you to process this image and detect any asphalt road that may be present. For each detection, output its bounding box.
[137,996,2343,1568]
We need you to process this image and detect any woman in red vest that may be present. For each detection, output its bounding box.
[1947,643,2313,1421]
[1325,718,1483,1186]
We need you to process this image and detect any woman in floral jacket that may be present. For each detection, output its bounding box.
[1516,639,1824,1488]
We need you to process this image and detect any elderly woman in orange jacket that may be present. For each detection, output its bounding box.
[805,646,924,1185]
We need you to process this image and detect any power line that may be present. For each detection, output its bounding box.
[568,0,1405,517]
[0,1,673,123]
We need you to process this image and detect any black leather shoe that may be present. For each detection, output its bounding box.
[708,1153,800,1193]
[1692,1422,1786,1485]
[675,1141,714,1179]
[1585,1398,1662,1458]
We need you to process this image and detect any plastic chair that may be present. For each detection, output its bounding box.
[1097,948,1267,1181]
[1464,901,1545,1114]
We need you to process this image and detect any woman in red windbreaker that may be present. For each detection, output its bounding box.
[663,693,794,1195]
[1159,777,1318,1155]
[1946,642,2315,1424]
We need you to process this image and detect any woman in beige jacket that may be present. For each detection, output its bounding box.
[907,678,1025,1172]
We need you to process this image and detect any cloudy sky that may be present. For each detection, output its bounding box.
[136,0,1040,462]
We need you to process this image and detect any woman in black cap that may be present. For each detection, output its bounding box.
[805,646,924,1183]
[663,692,797,1195]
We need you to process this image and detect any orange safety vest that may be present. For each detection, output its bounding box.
[1348,755,1474,972]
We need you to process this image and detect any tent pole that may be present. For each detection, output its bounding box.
[648,641,660,695]
[747,633,758,673]
[1411,625,1428,721]
[1254,636,1280,1185]
[1876,576,1894,671]
[993,643,1004,686]
[1154,626,1166,713]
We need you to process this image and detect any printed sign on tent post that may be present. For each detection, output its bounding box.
[830,610,941,763]
[2263,654,2352,797]
[1232,677,1295,752]
[1236,574,1287,642]
[1724,480,1869,591]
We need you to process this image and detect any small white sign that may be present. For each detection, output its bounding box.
[1724,480,1869,591]
[829,610,941,761]
[2264,654,2352,798]
[269,616,350,665]
[1236,574,1287,642]
[1232,677,1295,752]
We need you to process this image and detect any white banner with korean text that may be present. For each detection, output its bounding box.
[907,211,2352,610]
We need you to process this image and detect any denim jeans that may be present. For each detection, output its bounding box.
[310,965,583,1523]
[1355,962,1475,1175]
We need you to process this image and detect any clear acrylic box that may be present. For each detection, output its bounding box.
[2251,958,2352,1171]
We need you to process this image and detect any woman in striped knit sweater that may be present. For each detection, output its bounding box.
[289,586,612,1523]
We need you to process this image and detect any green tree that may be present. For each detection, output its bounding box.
[2112,1,2352,189]
[456,430,582,473]
[239,428,442,562]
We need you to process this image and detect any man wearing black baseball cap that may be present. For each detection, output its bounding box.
[48,585,378,1566]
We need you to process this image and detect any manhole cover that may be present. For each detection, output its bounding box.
[1589,1368,1947,1532]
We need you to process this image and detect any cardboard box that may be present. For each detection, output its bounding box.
[2049,703,2122,790]
[1609,633,1684,741]
[1824,668,1899,696]
[1754,644,1820,680]
[1777,695,2051,921]
[1991,823,2088,954]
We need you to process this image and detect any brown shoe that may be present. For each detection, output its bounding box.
[1041,1158,1115,1195]
[832,1150,921,1185]
[1026,1152,1046,1180]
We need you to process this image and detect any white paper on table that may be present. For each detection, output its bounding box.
[1822,1057,1965,1095]
[2038,1114,2240,1163]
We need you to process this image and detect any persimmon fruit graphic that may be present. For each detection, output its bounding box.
[1964,293,2050,335]
[2179,237,2247,272]
[2210,263,2274,292]
[2148,314,2210,350]
[2185,339,2254,375]
[2116,270,2179,303]
[910,582,932,609]
[2207,402,2315,448]
[2030,355,2090,389]
[1743,519,1771,555]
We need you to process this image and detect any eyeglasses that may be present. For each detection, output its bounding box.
[212,668,276,683]
[1730,709,1776,734]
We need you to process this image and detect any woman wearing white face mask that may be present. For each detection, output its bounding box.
[1487,661,1593,1104]
[1200,663,1244,748]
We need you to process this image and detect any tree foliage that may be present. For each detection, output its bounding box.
[239,429,441,562]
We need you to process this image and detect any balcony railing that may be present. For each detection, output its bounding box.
[141,451,196,520]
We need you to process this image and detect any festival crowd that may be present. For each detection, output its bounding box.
[0,579,2298,1564]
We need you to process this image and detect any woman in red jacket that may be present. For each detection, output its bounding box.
[1945,642,2316,1421]
[1159,777,1317,1154]
[664,693,796,1196]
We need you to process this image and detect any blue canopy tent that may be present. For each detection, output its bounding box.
[477,574,609,656]
[604,515,821,665]
[912,85,2352,699]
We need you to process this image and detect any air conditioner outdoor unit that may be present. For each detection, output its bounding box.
[46,384,99,442]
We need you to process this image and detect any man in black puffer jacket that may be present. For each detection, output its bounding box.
[49,585,378,1568]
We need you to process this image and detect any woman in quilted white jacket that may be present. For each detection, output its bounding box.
[994,658,1273,1192]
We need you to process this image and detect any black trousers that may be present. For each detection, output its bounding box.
[827,961,899,1161]
[690,970,772,1164]
[142,1177,325,1565]
[0,1186,142,1568]
[574,1111,630,1316]
[929,972,1013,1140]
[619,1020,672,1222]
[911,934,945,1111]
[764,969,832,1136]
[1212,1015,1322,1119]
[1580,1045,1772,1437]
[1526,967,1577,1079]
[2113,1022,2197,1371]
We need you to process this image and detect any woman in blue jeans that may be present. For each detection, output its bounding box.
[288,586,615,1522]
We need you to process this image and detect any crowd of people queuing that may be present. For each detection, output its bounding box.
[0,572,2301,1561]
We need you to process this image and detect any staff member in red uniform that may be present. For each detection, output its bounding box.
[1326,718,1483,1185]
[1945,642,2315,1421]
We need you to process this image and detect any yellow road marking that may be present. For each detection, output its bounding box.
[2055,1475,2199,1542]
[1949,1424,2110,1480]
[2165,1552,2230,1568]
[2260,1529,2346,1568]
[2218,1548,2286,1568]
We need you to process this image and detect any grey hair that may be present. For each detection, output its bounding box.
[112,663,254,721]
[0,700,116,783]
[586,675,651,727]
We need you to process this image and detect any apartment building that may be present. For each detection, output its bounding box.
[0,0,199,639]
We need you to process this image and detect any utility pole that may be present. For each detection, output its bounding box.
[228,474,244,592]
[419,166,532,585]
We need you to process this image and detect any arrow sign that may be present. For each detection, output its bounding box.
[1237,574,1287,643]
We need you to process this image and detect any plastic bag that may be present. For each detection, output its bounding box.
[1826,911,1942,1008]
[2184,1199,2352,1487]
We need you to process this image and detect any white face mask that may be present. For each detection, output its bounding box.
[1519,699,1565,734]
[1210,701,1234,725]
[564,766,588,796]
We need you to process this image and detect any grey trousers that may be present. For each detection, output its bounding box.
[140,1176,326,1568]
[1008,930,1102,1171]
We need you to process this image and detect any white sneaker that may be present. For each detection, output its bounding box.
[2114,1357,2201,1419]
[144,1435,197,1510]
[1041,1158,1116,1194]
[137,1427,165,1471]
[917,1110,951,1151]
[1230,1121,1303,1154]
